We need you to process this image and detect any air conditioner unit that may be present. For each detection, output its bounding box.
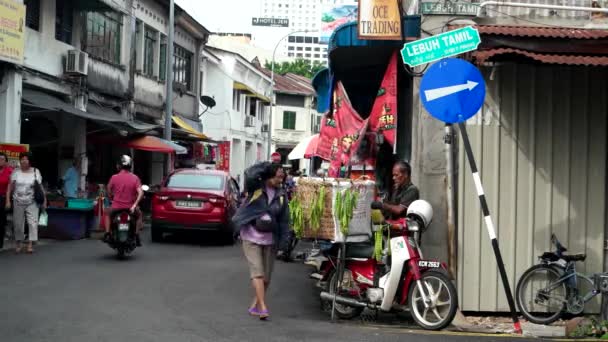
[261,124,269,132]
[65,50,89,76]
[245,116,256,127]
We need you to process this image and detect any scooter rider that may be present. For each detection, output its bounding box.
[372,160,420,220]
[104,155,144,246]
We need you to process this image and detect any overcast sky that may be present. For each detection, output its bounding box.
[176,0,259,33]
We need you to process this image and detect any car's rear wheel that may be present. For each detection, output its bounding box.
[151,226,163,242]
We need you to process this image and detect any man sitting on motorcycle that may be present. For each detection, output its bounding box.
[374,161,420,220]
[104,155,144,246]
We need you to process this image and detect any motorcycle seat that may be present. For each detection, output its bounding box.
[345,243,375,259]
[563,253,586,262]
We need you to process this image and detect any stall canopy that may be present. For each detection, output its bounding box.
[288,134,319,160]
[122,136,187,154]
[172,115,208,140]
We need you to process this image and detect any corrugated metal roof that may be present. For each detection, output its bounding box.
[475,25,608,39]
[259,69,315,96]
[474,48,608,66]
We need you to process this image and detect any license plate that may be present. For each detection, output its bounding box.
[118,223,129,231]
[418,260,441,268]
[176,201,201,208]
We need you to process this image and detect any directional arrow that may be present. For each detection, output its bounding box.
[424,80,479,102]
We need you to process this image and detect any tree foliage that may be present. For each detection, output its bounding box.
[264,59,326,79]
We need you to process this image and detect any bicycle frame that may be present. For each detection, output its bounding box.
[541,261,599,306]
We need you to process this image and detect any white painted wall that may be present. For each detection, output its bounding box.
[201,47,271,187]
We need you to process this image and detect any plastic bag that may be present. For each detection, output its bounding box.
[38,210,48,227]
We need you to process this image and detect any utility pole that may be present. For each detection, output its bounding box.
[164,0,175,174]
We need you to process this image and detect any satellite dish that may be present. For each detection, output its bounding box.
[200,95,216,108]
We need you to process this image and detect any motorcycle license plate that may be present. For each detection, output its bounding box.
[176,200,201,208]
[118,223,129,231]
[418,260,441,268]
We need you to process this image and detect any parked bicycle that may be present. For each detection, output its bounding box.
[516,234,608,325]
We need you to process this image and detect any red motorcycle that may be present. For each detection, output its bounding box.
[318,200,458,330]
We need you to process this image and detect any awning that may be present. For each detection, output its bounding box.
[22,89,158,132]
[233,81,271,103]
[22,89,124,122]
[448,25,608,67]
[172,115,207,139]
[122,136,187,154]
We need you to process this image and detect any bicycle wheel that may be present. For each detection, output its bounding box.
[516,264,568,325]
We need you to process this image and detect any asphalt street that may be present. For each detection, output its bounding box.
[0,230,541,342]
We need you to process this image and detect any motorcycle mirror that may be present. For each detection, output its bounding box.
[141,185,150,192]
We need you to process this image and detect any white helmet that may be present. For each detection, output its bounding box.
[407,200,433,228]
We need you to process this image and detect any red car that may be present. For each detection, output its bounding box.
[151,169,240,243]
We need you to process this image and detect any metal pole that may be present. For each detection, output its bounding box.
[164,0,175,173]
[458,122,522,334]
[445,124,457,279]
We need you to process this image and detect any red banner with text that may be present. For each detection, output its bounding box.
[216,142,231,172]
[369,51,398,148]
[316,82,367,167]
[0,143,29,168]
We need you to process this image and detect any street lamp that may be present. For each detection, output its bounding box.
[267,29,316,160]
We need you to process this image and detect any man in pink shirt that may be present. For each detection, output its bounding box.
[105,155,144,246]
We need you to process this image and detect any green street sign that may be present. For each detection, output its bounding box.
[400,26,481,67]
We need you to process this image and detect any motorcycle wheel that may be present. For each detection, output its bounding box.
[408,270,458,330]
[117,248,127,260]
[322,270,364,320]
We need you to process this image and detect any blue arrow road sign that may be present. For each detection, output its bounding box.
[420,58,486,124]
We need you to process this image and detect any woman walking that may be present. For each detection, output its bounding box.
[5,152,46,254]
[0,152,13,249]
[233,162,289,320]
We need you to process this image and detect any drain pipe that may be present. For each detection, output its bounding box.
[477,1,608,16]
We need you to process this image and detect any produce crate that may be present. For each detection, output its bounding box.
[295,177,374,242]
[67,199,94,210]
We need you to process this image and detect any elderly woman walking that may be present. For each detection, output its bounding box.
[5,152,46,254]
[232,162,289,320]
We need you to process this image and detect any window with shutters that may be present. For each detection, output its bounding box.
[173,44,193,90]
[24,0,40,31]
[143,26,157,77]
[283,111,296,130]
[85,10,122,64]
[159,34,167,81]
[55,0,73,43]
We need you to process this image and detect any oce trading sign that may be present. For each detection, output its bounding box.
[419,58,485,124]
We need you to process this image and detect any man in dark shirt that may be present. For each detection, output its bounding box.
[377,161,419,220]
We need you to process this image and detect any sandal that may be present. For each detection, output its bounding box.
[15,247,21,254]
[258,309,270,320]
[248,307,260,316]
[26,247,34,254]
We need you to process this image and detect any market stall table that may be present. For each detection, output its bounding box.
[40,206,95,240]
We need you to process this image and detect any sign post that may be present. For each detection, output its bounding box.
[401,26,480,67]
[419,58,522,334]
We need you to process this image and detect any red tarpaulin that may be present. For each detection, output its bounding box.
[369,51,398,148]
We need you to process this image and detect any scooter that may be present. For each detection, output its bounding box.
[318,200,458,330]
[106,209,138,259]
[104,185,148,259]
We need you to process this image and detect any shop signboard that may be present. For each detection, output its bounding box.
[400,26,481,67]
[252,17,289,27]
[420,1,479,15]
[320,0,358,44]
[358,0,402,40]
[0,142,29,167]
[0,0,25,65]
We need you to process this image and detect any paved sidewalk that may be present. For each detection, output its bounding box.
[0,238,54,253]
